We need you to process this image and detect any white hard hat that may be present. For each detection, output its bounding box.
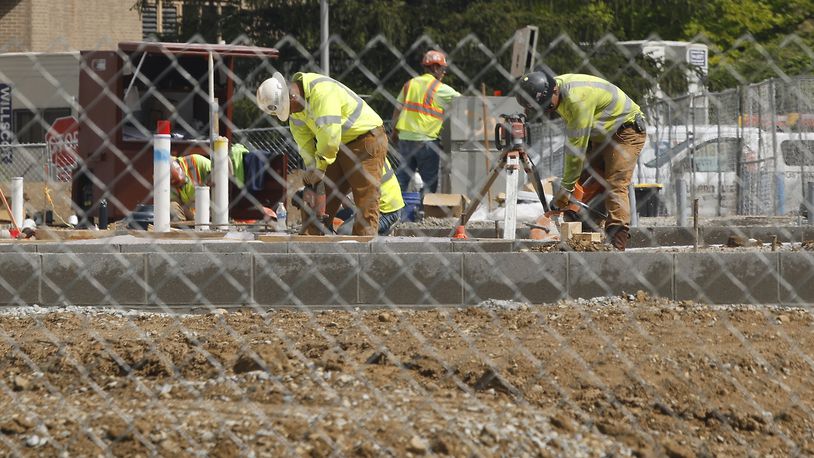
[256,72,290,121]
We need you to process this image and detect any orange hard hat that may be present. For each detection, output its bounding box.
[422,50,448,67]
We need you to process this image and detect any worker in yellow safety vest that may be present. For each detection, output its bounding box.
[391,50,461,194]
[170,153,211,221]
[256,71,387,236]
[336,157,405,235]
[516,69,647,250]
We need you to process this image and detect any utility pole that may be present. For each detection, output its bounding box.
[320,0,329,75]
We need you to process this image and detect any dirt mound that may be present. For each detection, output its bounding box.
[1,301,813,456]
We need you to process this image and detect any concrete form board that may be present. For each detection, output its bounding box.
[359,253,463,305]
[464,252,566,304]
[779,253,814,303]
[36,243,122,253]
[287,242,371,254]
[674,253,779,304]
[121,243,205,253]
[0,244,38,252]
[0,253,39,304]
[41,253,146,305]
[204,241,287,253]
[569,252,674,300]
[454,241,513,253]
[254,254,358,306]
[372,239,454,253]
[147,253,252,305]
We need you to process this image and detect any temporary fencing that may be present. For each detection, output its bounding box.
[0,31,813,457]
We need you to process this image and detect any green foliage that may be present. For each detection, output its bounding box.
[153,0,814,127]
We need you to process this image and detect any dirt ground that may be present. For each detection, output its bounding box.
[1,297,813,457]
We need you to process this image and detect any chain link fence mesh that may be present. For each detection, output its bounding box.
[0,30,814,457]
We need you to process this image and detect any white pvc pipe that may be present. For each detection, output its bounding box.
[212,136,229,228]
[195,185,210,231]
[209,53,217,146]
[153,131,171,232]
[11,177,23,230]
[502,156,519,240]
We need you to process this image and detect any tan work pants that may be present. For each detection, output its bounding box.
[305,127,386,236]
[582,127,646,229]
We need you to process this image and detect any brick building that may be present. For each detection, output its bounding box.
[0,0,142,52]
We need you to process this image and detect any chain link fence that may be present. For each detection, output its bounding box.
[1,31,814,457]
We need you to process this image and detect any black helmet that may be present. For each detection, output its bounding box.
[516,69,557,111]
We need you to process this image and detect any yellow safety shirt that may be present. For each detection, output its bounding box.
[172,154,211,205]
[380,158,404,214]
[396,73,460,141]
[289,72,383,171]
[556,74,643,191]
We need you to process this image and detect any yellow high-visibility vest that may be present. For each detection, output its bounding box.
[395,73,447,139]
[289,72,383,171]
[173,154,211,205]
[556,74,643,191]
[380,158,404,214]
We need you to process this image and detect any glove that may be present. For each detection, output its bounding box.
[550,188,572,211]
[302,168,325,185]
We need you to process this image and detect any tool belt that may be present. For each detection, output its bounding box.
[619,113,646,134]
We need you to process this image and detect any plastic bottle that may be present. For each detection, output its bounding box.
[276,202,287,232]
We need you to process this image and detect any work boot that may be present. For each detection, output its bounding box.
[605,225,629,251]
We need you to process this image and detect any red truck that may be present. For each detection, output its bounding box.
[73,41,285,222]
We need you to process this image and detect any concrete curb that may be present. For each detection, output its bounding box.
[2,249,812,307]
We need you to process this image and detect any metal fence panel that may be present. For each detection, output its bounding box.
[0,31,814,458]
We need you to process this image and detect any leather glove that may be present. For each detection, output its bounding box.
[550,187,572,211]
[302,168,325,185]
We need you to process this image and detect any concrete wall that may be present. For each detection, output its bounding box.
[0,0,141,53]
[1,240,811,307]
[0,52,80,109]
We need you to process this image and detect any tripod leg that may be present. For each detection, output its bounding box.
[522,153,551,213]
[458,155,506,227]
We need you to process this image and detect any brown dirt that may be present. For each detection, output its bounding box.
[1,297,814,456]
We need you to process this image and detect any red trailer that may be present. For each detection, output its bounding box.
[73,41,284,222]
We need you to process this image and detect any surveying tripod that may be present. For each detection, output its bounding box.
[455,113,552,239]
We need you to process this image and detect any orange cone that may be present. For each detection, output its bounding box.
[452,225,469,240]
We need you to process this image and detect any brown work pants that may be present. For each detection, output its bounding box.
[582,127,646,229]
[305,127,386,236]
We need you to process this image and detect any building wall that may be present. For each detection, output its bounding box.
[0,0,33,52]
[1,0,141,52]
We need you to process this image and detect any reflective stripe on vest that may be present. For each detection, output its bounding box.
[396,74,447,138]
[402,78,444,119]
[307,76,365,132]
[183,156,203,185]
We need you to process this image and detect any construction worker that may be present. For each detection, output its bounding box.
[391,50,461,194]
[516,69,647,250]
[336,158,404,235]
[169,154,211,221]
[256,71,387,236]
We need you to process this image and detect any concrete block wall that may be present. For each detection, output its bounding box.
[0,241,812,307]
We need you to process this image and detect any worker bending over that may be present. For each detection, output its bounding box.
[170,153,211,221]
[516,69,646,250]
[256,72,387,236]
[391,50,461,194]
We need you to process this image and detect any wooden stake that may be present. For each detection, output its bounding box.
[693,198,699,252]
[481,83,493,211]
